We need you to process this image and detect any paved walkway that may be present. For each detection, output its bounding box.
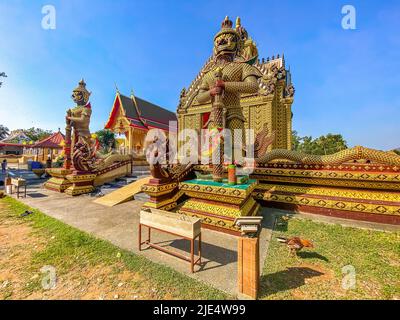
[5,181,275,296]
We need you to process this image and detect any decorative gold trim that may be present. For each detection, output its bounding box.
[179,181,257,199]
[178,210,241,232]
[253,168,400,182]
[256,183,400,203]
[65,185,95,196]
[179,197,259,218]
[141,182,178,194]
[143,190,184,209]
[257,175,400,191]
[254,192,400,216]
[184,190,244,205]
[66,174,97,182]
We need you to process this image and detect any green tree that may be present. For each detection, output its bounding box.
[0,125,10,140]
[95,129,116,153]
[23,127,53,141]
[291,130,302,151]
[0,72,6,88]
[315,134,348,155]
[292,132,348,155]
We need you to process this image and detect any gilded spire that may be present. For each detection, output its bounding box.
[236,17,241,29]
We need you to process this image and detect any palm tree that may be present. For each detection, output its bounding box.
[0,125,10,140]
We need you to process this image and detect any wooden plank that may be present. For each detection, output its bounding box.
[94,176,151,207]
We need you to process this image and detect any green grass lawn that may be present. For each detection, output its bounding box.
[260,215,400,300]
[2,195,399,300]
[0,196,228,300]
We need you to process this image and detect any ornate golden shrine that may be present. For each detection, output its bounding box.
[141,17,400,230]
[178,55,294,151]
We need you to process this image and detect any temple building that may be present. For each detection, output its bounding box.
[25,130,65,162]
[0,142,24,155]
[105,90,177,154]
[1,130,64,159]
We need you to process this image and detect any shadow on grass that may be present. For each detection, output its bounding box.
[297,251,329,262]
[259,267,324,298]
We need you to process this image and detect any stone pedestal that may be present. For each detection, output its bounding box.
[64,173,97,196]
[237,236,260,300]
[178,179,260,235]
[141,179,180,211]
[44,168,72,192]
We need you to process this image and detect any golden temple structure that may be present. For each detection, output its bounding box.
[141,16,400,233]
[178,53,294,151]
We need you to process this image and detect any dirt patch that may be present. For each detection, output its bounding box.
[24,264,155,300]
[0,207,46,299]
[0,201,156,300]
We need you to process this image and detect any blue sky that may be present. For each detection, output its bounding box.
[0,0,399,150]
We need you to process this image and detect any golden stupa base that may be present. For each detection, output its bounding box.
[141,179,181,211]
[177,179,260,235]
[64,173,97,196]
[43,168,72,193]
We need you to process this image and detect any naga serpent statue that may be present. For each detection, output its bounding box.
[255,146,400,167]
[145,135,195,183]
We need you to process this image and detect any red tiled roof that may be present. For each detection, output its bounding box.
[105,92,176,131]
[33,131,65,149]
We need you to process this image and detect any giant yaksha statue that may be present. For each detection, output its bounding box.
[64,79,97,173]
[196,16,262,181]
[67,79,92,147]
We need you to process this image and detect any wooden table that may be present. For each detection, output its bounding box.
[11,178,27,199]
[139,208,202,273]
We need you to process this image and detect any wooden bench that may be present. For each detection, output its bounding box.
[139,208,202,273]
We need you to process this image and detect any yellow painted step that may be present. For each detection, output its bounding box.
[94,176,151,207]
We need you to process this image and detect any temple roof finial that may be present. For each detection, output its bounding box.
[236,17,241,29]
[130,89,138,109]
